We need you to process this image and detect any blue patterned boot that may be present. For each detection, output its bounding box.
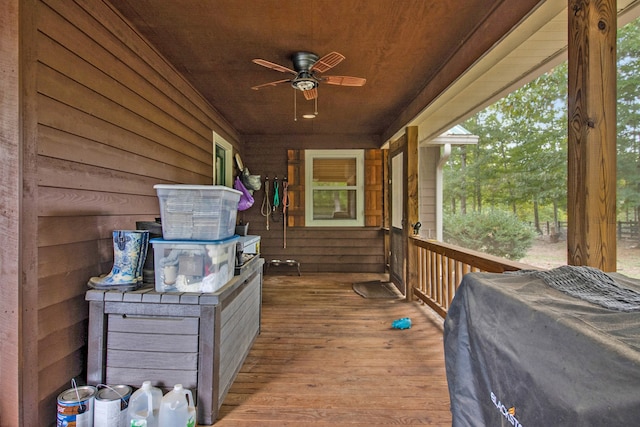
[135,230,150,286]
[88,230,149,291]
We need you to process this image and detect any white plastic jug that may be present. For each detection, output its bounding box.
[126,381,162,427]
[158,384,196,427]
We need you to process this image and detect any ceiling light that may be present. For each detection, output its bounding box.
[291,78,317,91]
[302,114,316,119]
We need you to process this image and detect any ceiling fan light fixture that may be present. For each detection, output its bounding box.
[291,77,317,91]
[252,50,364,121]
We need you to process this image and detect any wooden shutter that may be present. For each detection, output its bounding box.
[365,149,383,227]
[287,150,305,227]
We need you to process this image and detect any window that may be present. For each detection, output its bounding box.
[214,144,226,185]
[212,131,233,186]
[305,150,364,226]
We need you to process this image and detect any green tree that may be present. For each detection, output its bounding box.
[499,63,568,230]
[445,17,640,249]
[617,19,640,225]
[444,64,568,227]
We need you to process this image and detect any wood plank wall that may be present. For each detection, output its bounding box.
[241,135,385,273]
[1,1,21,425]
[27,1,240,424]
[419,145,438,238]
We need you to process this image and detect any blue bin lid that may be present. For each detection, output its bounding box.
[150,235,240,245]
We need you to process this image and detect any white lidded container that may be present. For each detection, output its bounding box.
[154,184,241,241]
[150,236,239,293]
[94,385,132,427]
[127,381,162,427]
[158,384,196,427]
[238,235,261,255]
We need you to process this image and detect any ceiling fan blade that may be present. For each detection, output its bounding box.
[323,75,367,86]
[251,79,291,90]
[302,87,318,100]
[310,52,345,73]
[252,58,297,75]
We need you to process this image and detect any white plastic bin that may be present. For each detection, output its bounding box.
[151,236,239,293]
[154,184,241,240]
[238,235,260,254]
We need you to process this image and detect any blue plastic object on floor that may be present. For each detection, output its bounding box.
[392,317,411,329]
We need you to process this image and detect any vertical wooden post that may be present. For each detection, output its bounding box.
[86,297,108,386]
[382,149,390,272]
[0,1,20,425]
[567,0,617,271]
[20,0,41,424]
[406,127,419,301]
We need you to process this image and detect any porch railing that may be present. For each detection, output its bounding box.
[410,236,537,318]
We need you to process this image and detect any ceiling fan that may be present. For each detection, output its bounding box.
[251,51,366,101]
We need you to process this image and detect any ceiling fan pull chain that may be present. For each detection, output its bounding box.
[294,89,297,121]
[315,95,318,116]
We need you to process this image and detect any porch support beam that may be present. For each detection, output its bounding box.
[567,0,617,271]
[0,0,20,424]
[406,126,419,301]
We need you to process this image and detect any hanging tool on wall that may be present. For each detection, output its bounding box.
[282,176,289,248]
[272,175,281,222]
[261,175,271,230]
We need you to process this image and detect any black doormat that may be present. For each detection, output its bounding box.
[352,280,401,299]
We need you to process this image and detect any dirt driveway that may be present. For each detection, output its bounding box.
[520,237,640,279]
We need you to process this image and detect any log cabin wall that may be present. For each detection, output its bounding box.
[241,134,386,273]
[22,0,240,424]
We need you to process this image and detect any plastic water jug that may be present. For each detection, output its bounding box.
[126,381,162,427]
[158,384,196,427]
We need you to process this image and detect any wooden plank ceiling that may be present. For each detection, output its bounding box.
[105,0,640,141]
[106,0,542,138]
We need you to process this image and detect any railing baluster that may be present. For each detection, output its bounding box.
[410,236,535,318]
[446,257,454,309]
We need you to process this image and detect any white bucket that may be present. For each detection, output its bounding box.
[94,385,132,427]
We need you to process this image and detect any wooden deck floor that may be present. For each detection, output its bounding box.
[213,273,453,426]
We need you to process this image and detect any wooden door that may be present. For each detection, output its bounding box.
[389,135,407,295]
[388,127,419,298]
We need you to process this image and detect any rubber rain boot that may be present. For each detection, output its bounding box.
[135,229,150,286]
[88,230,149,291]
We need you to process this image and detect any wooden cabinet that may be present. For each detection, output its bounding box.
[86,257,264,425]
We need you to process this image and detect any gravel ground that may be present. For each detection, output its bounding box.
[519,237,640,279]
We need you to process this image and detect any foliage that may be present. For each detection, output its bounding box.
[444,63,568,223]
[444,16,640,233]
[443,210,537,260]
[617,20,640,221]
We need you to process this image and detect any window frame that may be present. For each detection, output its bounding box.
[304,149,365,227]
[212,131,233,186]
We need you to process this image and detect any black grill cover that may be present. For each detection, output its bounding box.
[444,271,640,426]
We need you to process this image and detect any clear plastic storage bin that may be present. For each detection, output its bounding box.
[154,184,241,240]
[151,236,239,293]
